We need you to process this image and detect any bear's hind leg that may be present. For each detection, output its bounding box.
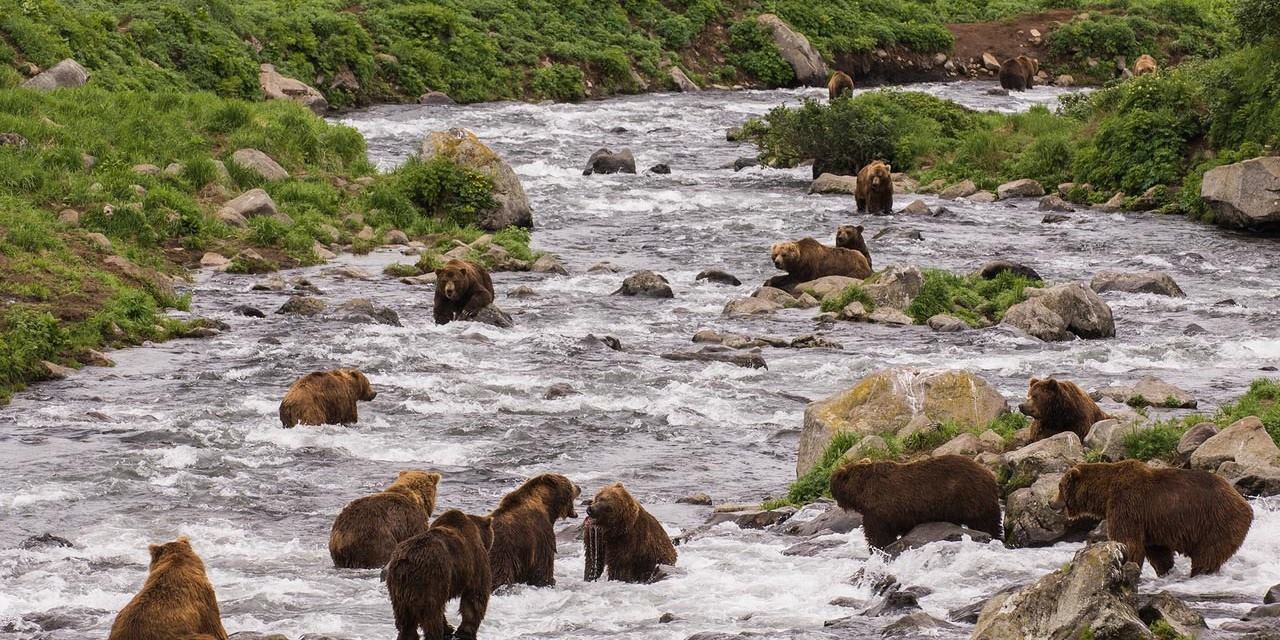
[1146,545,1175,576]
[456,588,490,640]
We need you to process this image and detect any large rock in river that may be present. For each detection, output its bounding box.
[798,368,1008,475]
[1004,473,1096,548]
[1189,416,1280,470]
[1200,156,1280,230]
[972,542,1152,640]
[1002,283,1114,341]
[755,14,829,86]
[419,128,533,230]
[1090,271,1184,297]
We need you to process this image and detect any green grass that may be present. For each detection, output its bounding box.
[1150,620,1193,640]
[1218,378,1280,444]
[782,432,863,506]
[819,284,877,313]
[906,269,1042,326]
[1117,378,1280,461]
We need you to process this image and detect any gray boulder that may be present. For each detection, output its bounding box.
[419,128,533,230]
[755,14,829,86]
[808,173,859,195]
[21,59,89,90]
[861,265,923,310]
[259,63,328,114]
[1004,473,1096,548]
[1092,377,1196,409]
[941,179,978,199]
[1200,156,1280,230]
[1003,432,1085,479]
[1176,422,1219,458]
[1190,416,1280,470]
[883,522,994,556]
[330,299,401,326]
[1090,271,1185,297]
[1003,283,1114,341]
[217,189,288,227]
[669,67,701,92]
[997,179,1045,200]
[231,149,290,182]
[583,148,637,175]
[614,271,674,298]
[1084,418,1152,461]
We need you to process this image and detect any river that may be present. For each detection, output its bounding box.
[1,82,1278,639]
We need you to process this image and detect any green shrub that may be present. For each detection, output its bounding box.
[1235,0,1280,44]
[1121,421,1189,461]
[366,156,496,231]
[0,307,66,401]
[531,64,586,102]
[905,269,1040,326]
[1217,378,1280,445]
[724,19,794,87]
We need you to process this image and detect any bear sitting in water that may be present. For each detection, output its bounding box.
[434,259,495,325]
[488,473,580,589]
[764,237,872,293]
[279,368,377,428]
[1018,377,1111,442]
[835,224,872,269]
[583,483,676,583]
[330,470,441,569]
[108,537,227,640]
[830,455,1002,550]
[386,510,495,640]
[1053,460,1252,576]
[855,161,893,214]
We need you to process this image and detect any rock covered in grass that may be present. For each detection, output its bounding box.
[972,542,1151,640]
[1084,418,1152,461]
[21,59,89,91]
[755,14,828,86]
[419,128,533,230]
[259,63,328,114]
[861,265,923,310]
[614,270,673,298]
[1090,271,1185,297]
[797,368,1008,474]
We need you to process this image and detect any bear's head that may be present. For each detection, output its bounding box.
[586,483,640,530]
[836,224,865,248]
[829,458,888,514]
[147,536,197,569]
[770,241,802,271]
[391,470,442,511]
[338,368,377,401]
[1018,377,1062,418]
[498,474,581,520]
[1051,464,1110,519]
[436,260,475,302]
[867,162,891,188]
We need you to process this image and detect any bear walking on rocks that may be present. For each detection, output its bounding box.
[1053,461,1252,576]
[434,259,495,325]
[764,237,872,292]
[1133,54,1157,77]
[583,483,677,583]
[830,455,1002,550]
[386,510,495,640]
[279,368,377,428]
[330,470,442,569]
[835,224,872,269]
[1019,377,1111,442]
[855,161,894,214]
[828,70,854,100]
[488,473,580,590]
[999,56,1038,91]
[108,537,227,640]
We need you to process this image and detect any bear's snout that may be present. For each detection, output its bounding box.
[1049,493,1065,511]
[585,504,597,518]
[366,391,378,401]
[1017,401,1035,416]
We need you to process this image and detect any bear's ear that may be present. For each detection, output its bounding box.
[855,225,864,232]
[857,457,873,465]
[1029,377,1040,387]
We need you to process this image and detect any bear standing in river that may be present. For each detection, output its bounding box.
[434,259,495,325]
[330,470,441,569]
[830,455,1002,549]
[488,473,580,589]
[1053,460,1252,576]
[108,537,227,640]
[835,224,872,269]
[764,238,872,292]
[828,70,854,99]
[583,483,677,583]
[386,510,494,640]
[999,55,1038,91]
[855,160,894,214]
[1019,377,1111,442]
[279,368,377,428]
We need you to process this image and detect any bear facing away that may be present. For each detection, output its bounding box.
[386,510,495,640]
[828,70,854,99]
[1018,377,1111,442]
[855,160,893,214]
[830,455,1002,549]
[583,483,677,583]
[1053,460,1252,576]
[108,537,227,640]
[999,55,1038,91]
[764,237,873,292]
[434,259,495,325]
[279,368,377,428]
[488,473,580,590]
[330,470,442,569]
[835,224,872,269]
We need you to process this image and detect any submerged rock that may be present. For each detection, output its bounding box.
[1090,271,1185,297]
[882,522,994,556]
[696,269,742,286]
[662,348,767,369]
[330,299,401,326]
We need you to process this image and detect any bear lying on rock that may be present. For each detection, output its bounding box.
[583,483,677,583]
[330,470,441,569]
[279,368,377,428]
[830,455,1002,550]
[387,510,494,640]
[1019,377,1111,442]
[765,237,872,292]
[108,537,227,640]
[488,473,580,589]
[1053,460,1252,576]
[434,259,495,325]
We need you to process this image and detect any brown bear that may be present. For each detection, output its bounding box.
[108,537,227,640]
[855,160,894,214]
[279,368,377,428]
[1018,377,1111,442]
[828,70,854,100]
[386,510,494,640]
[488,473,580,590]
[434,259,495,325]
[999,55,1037,91]
[1053,461,1253,576]
[583,483,677,583]
[763,237,873,292]
[835,224,872,269]
[830,455,1002,550]
[330,470,442,569]
[1133,54,1157,77]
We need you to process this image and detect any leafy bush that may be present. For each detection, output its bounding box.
[905,269,1041,326]
[1121,421,1189,461]
[1235,0,1280,44]
[724,19,794,88]
[531,65,586,102]
[1217,378,1280,445]
[366,156,496,231]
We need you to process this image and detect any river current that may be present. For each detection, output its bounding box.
[1,83,1278,639]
